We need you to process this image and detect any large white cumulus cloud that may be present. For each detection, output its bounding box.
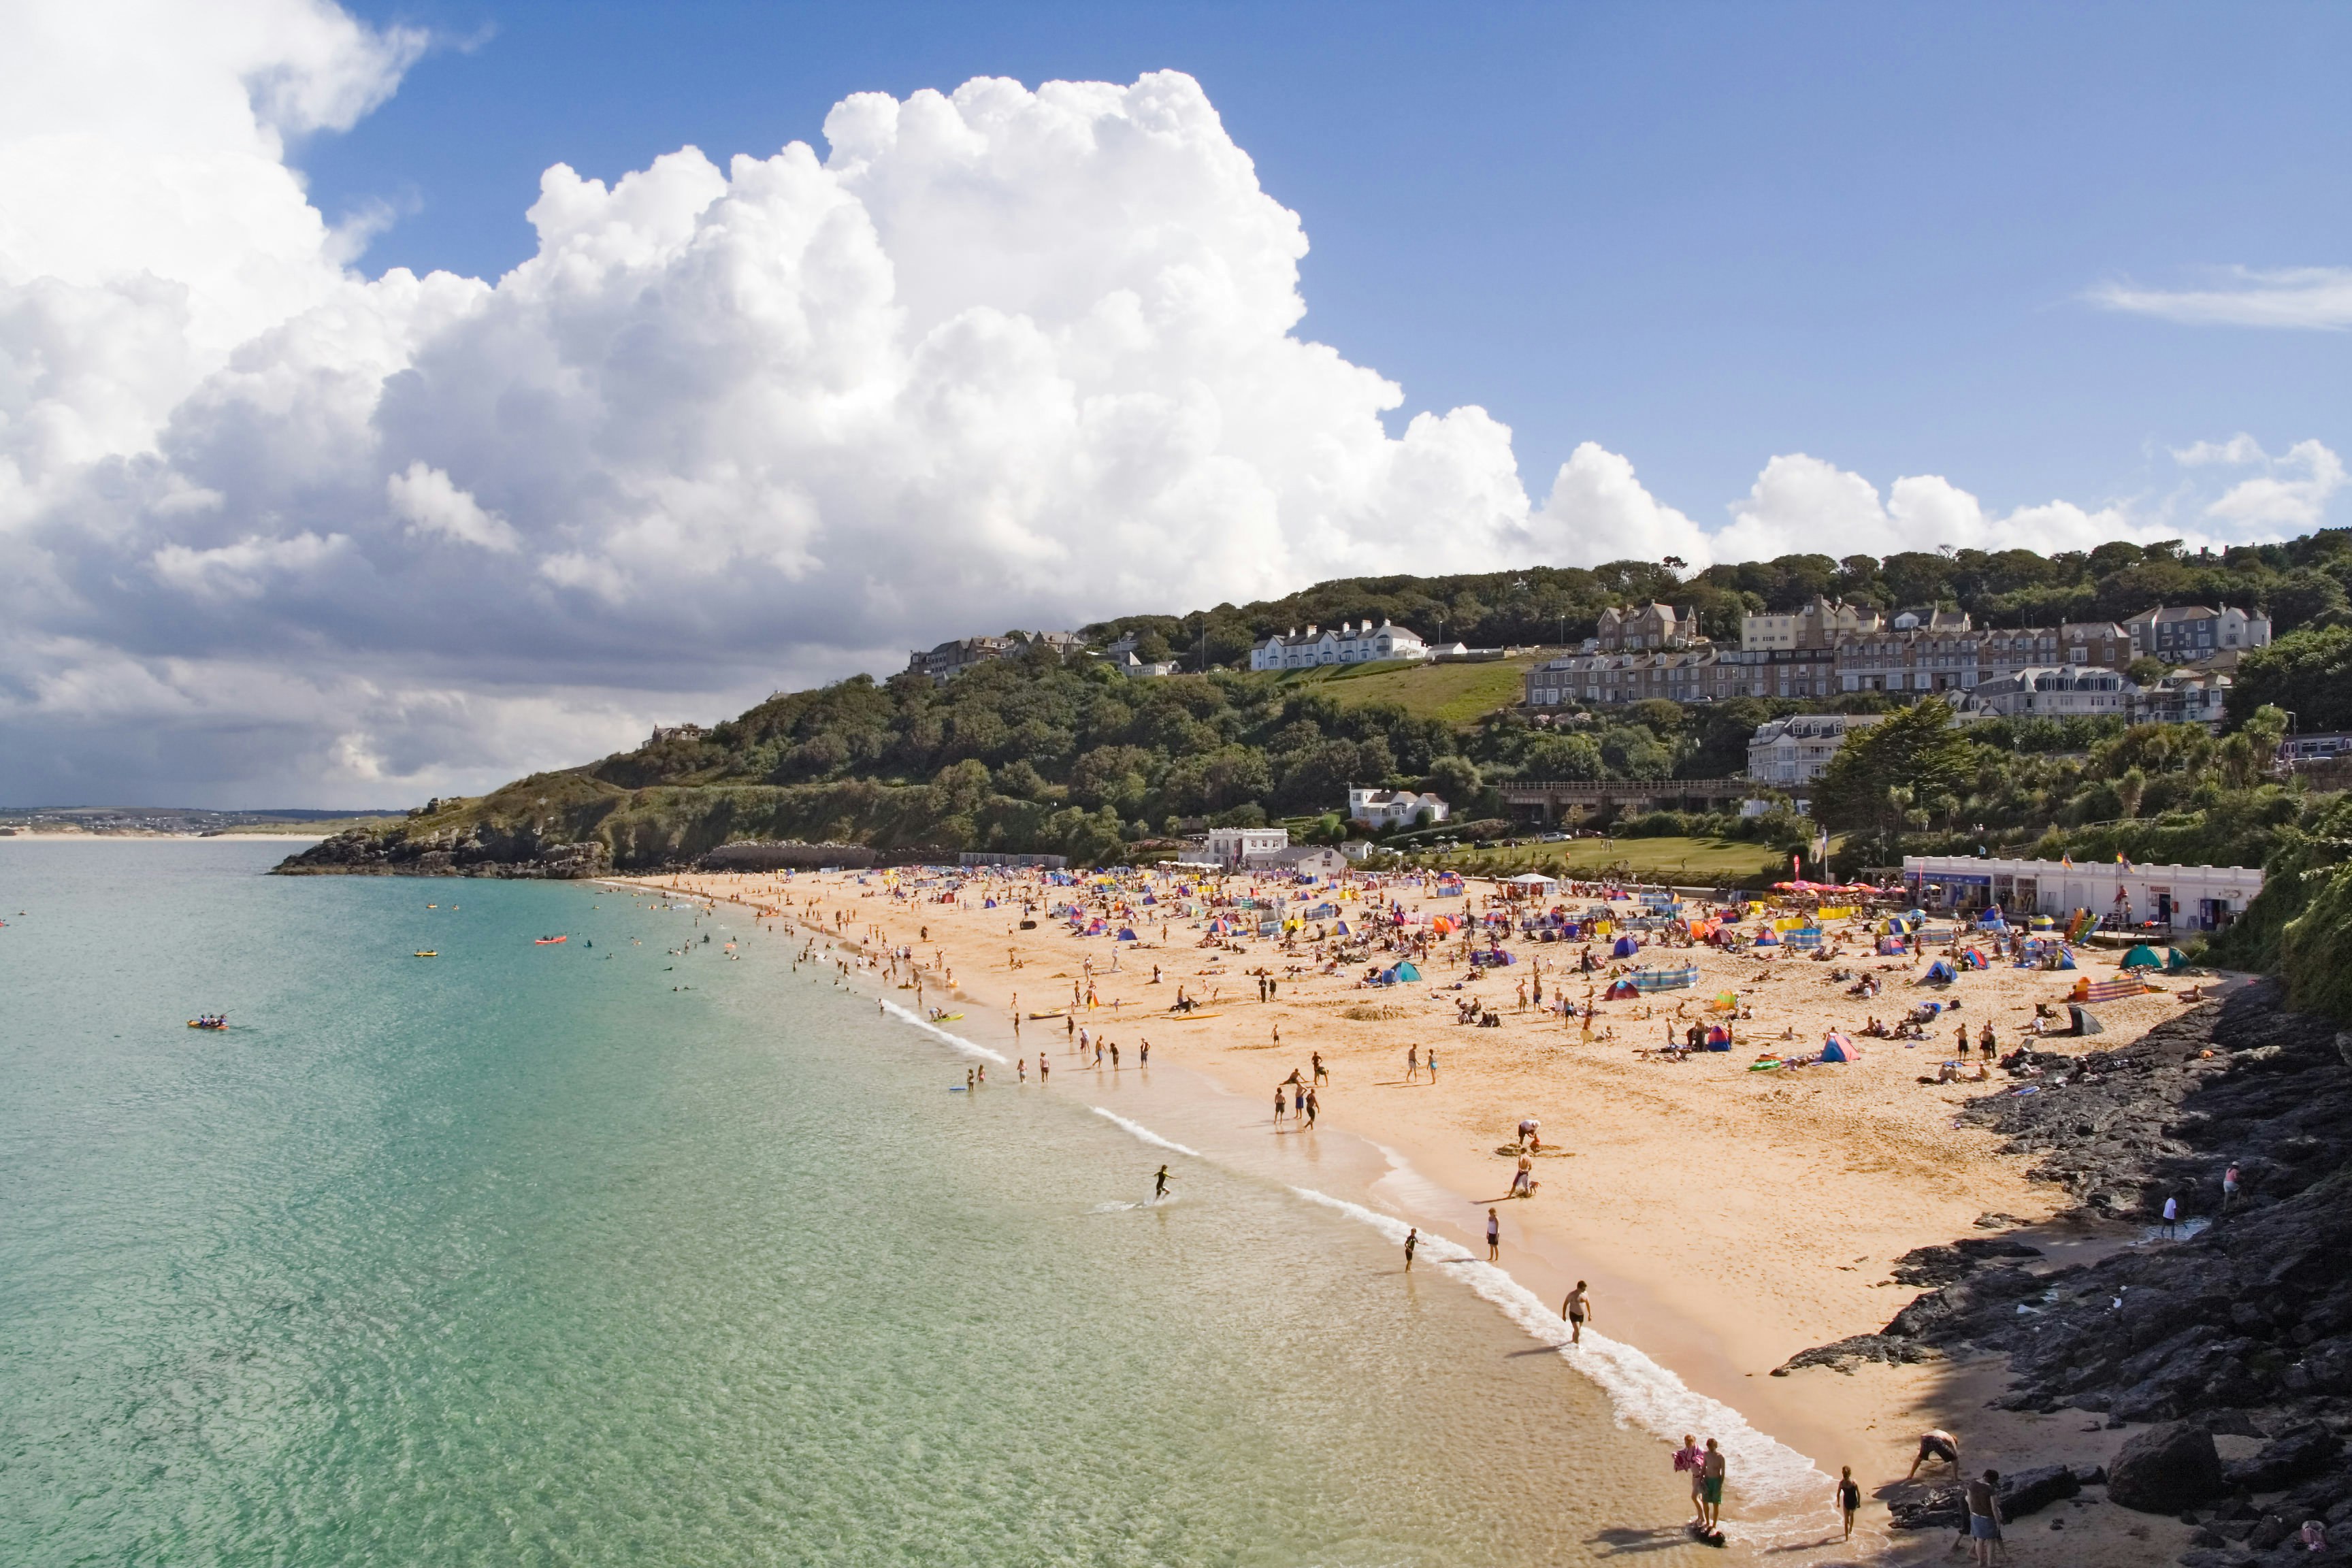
[0,2,2337,805]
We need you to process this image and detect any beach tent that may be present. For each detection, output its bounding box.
[2068,1004,2106,1036]
[1116,927,1139,941]
[1333,920,1352,936]
[1605,978,1642,1000]
[1710,990,1740,1012]
[2055,949,2078,970]
[1754,930,1781,947]
[1385,960,1421,982]
[1877,937,1908,956]
[1960,947,1989,970]
[2121,944,2164,971]
[1611,935,1640,958]
[2168,948,2193,975]
[1703,1025,1733,1050]
[1507,873,1558,889]
[1818,1033,1861,1064]
[1923,959,1958,983]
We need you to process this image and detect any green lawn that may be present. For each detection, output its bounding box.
[1410,834,1788,886]
[1273,655,1537,725]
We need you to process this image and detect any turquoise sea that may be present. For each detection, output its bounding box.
[0,839,1701,1566]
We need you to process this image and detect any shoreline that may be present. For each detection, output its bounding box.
[613,866,2209,1563]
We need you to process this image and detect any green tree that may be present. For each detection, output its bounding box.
[1814,699,1972,833]
[2230,626,2352,732]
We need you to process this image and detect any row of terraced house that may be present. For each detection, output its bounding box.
[1522,597,2265,714]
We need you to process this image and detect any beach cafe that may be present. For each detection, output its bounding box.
[1901,853,2262,934]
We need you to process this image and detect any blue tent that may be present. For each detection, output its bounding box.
[1818,1034,1861,1064]
[1754,930,1780,947]
[1116,927,1139,941]
[1378,960,1422,984]
[1923,959,1957,983]
[1611,935,1639,958]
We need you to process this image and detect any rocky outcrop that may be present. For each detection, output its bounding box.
[2109,1422,2225,1513]
[1778,981,2352,1550]
[273,826,612,879]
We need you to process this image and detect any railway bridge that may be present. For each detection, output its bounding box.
[1497,777,1755,825]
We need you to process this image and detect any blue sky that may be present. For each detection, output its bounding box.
[4,0,2346,805]
[310,0,2351,529]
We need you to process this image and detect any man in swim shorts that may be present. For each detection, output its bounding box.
[1561,1281,1592,1344]
[1154,1164,1171,1201]
[1403,1228,1418,1272]
[1908,1428,1960,1477]
[1698,1439,1725,1533]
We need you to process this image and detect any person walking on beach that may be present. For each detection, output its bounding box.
[1037,1055,1048,1083]
[1303,1088,1318,1128]
[1698,1439,1726,1534]
[1673,1436,1705,1525]
[1274,1085,1288,1126]
[1426,1045,1437,1081]
[1835,1465,1861,1541]
[1485,1207,1501,1261]
[1403,1227,1418,1272]
[1311,1050,1326,1085]
[1561,1281,1592,1343]
[1405,1044,1420,1083]
[1154,1164,1172,1202]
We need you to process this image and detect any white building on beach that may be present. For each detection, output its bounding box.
[1903,853,2262,932]
[1203,826,1290,866]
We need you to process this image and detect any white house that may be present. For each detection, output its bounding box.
[2132,670,2230,731]
[1250,620,1428,672]
[1903,853,2261,932]
[1262,845,1352,876]
[1203,826,1290,866]
[1346,788,1450,830]
[1952,666,2136,721]
[1744,713,1885,786]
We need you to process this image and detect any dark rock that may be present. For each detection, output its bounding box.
[2247,1513,2292,1550]
[2074,1463,2109,1485]
[2110,1422,2227,1513]
[1997,1463,2081,1518]
[2227,1424,2343,1491]
[1887,1484,1967,1530]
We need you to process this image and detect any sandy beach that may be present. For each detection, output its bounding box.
[626,862,2221,1563]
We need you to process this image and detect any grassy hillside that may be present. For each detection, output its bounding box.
[1277,656,1539,724]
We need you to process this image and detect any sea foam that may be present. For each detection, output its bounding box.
[880,1000,1009,1063]
[1289,1183,1830,1510]
[1090,1107,1202,1158]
